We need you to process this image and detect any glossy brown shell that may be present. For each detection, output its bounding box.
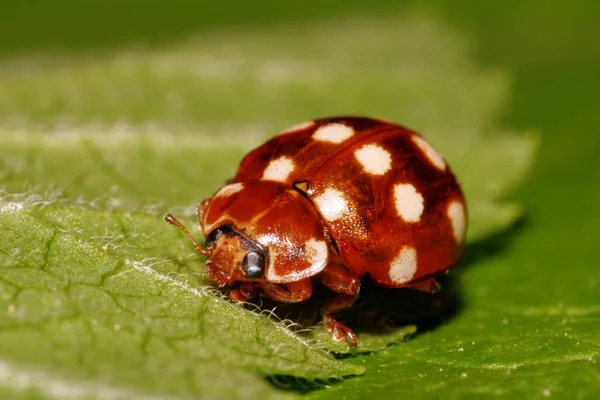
[201,181,329,283]
[232,117,466,288]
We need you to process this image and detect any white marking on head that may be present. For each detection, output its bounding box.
[265,252,282,282]
[312,123,355,143]
[354,144,392,175]
[447,200,466,243]
[313,188,349,221]
[262,156,295,182]
[280,120,315,134]
[411,135,446,171]
[264,238,328,283]
[304,238,328,266]
[214,182,244,198]
[389,246,418,284]
[394,183,424,223]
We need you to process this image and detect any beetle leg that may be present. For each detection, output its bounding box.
[229,282,258,302]
[322,293,360,347]
[260,279,312,303]
[407,278,441,293]
[319,263,360,295]
[319,263,361,347]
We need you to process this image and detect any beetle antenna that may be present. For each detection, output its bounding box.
[164,213,210,256]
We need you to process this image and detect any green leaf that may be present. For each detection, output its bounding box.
[0,199,363,398]
[0,8,543,399]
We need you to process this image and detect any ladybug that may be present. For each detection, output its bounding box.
[165,117,466,346]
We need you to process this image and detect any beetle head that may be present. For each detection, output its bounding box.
[202,225,267,287]
[199,181,330,287]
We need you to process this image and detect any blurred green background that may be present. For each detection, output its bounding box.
[1,1,599,399]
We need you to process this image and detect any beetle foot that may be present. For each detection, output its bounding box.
[324,314,357,347]
[228,283,257,302]
[408,278,441,293]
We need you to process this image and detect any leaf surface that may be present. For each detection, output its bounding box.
[0,9,546,399]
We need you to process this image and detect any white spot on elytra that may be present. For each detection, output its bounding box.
[313,188,349,221]
[262,156,295,182]
[393,183,424,223]
[280,120,314,134]
[312,123,354,143]
[412,135,446,171]
[214,182,244,198]
[354,144,392,175]
[447,200,466,243]
[389,246,418,284]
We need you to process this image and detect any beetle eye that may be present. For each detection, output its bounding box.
[242,251,265,278]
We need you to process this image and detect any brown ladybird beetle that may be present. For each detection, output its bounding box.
[165,117,466,346]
